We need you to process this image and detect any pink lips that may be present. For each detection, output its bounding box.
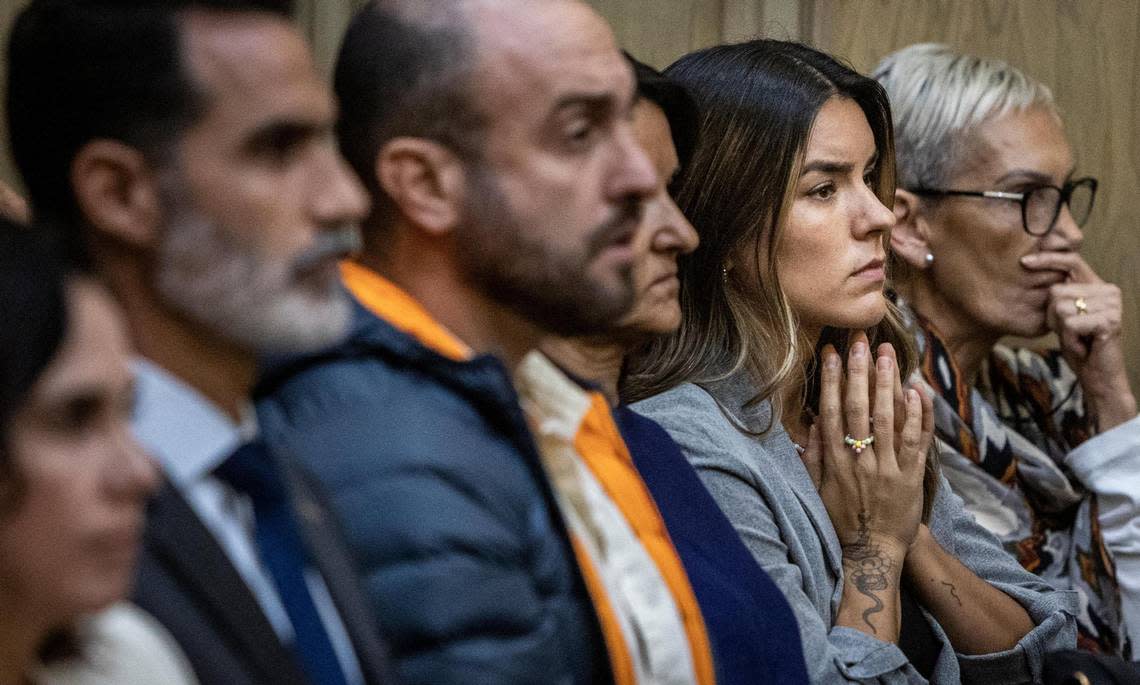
[854,258,886,281]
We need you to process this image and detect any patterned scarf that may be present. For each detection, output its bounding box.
[904,307,1126,656]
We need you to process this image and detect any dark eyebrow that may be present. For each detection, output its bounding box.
[553,92,616,115]
[242,118,329,155]
[803,146,879,174]
[802,159,854,175]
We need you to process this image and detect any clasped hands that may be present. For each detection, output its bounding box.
[799,332,935,567]
[799,333,1038,647]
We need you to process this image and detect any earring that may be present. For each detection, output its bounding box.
[924,252,934,266]
[722,266,729,283]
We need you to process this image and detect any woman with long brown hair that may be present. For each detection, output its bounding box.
[629,40,1076,683]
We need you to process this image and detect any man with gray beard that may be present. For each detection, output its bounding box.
[7,1,393,683]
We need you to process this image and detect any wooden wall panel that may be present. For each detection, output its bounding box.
[294,0,370,77]
[585,0,800,68]
[295,0,353,77]
[586,0,726,69]
[0,0,28,194]
[299,1,789,74]
[805,0,1140,393]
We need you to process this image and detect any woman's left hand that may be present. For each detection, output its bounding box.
[1022,251,1137,430]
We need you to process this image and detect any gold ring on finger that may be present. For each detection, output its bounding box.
[843,434,874,455]
[1075,297,1088,315]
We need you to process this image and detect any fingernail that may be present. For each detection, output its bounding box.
[877,355,891,371]
[826,353,840,369]
[1020,254,1037,265]
[852,342,866,359]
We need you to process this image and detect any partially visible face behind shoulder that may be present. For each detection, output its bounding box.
[613,99,699,338]
[453,0,657,336]
[775,96,895,335]
[0,278,157,625]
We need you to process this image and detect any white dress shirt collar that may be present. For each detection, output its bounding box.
[132,357,257,486]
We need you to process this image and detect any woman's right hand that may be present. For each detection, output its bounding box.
[801,333,933,639]
[803,334,932,563]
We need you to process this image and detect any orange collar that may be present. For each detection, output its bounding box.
[340,260,473,362]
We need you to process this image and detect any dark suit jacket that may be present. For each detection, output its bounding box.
[134,455,396,685]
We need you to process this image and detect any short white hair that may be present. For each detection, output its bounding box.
[872,43,1058,189]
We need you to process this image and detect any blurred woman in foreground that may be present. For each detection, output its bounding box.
[0,221,192,684]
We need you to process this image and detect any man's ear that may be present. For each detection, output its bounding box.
[375,138,465,236]
[70,140,163,248]
[890,188,932,270]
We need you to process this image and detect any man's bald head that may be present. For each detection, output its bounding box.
[335,0,482,231]
[335,0,621,233]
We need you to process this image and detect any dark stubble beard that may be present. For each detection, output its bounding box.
[454,165,638,337]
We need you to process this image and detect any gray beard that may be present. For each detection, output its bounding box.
[153,199,352,355]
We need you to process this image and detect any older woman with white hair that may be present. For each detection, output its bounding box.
[875,43,1140,659]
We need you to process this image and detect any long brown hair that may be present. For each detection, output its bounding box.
[622,40,939,519]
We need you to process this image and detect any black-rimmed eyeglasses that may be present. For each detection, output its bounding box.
[908,177,1098,237]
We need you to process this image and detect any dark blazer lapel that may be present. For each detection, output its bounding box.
[144,481,307,683]
[275,443,397,685]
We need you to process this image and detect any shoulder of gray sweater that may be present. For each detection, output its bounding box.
[630,382,719,426]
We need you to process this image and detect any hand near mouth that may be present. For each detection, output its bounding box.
[1021,251,1136,430]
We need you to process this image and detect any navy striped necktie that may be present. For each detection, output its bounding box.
[215,441,349,685]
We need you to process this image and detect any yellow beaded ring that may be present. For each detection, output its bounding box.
[843,434,874,454]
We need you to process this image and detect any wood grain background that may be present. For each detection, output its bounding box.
[0,0,1135,391]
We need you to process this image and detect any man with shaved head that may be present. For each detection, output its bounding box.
[256,0,718,683]
[331,0,648,339]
